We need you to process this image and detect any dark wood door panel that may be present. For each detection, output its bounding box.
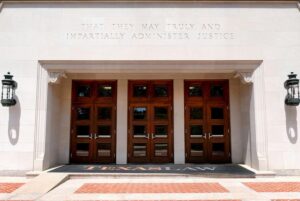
[128,80,173,163]
[185,80,230,164]
[70,80,117,164]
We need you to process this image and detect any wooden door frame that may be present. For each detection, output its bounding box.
[127,80,174,163]
[184,80,231,164]
[70,80,117,164]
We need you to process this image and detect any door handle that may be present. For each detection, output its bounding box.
[151,133,156,139]
[203,133,207,139]
[94,133,99,139]
[208,133,211,139]
[145,133,150,139]
[89,133,93,139]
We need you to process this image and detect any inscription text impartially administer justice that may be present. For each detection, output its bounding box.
[66,23,235,40]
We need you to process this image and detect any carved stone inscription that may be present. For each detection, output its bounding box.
[66,23,235,41]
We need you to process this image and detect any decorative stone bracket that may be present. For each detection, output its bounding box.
[298,1,300,12]
[48,71,67,84]
[234,71,254,84]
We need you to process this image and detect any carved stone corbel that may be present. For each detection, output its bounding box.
[298,1,300,12]
[234,71,254,84]
[48,71,67,84]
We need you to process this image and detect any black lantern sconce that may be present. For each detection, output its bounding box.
[284,72,300,106]
[1,72,18,107]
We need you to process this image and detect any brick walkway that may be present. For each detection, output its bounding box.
[2,176,300,201]
[244,182,300,192]
[76,183,228,193]
[0,183,24,193]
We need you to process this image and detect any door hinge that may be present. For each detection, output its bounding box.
[170,106,173,111]
[184,106,187,111]
[227,106,229,110]
[185,153,187,158]
[228,152,231,157]
[114,153,116,158]
[71,129,74,133]
[70,153,73,158]
[228,129,230,133]
[171,153,173,158]
[185,129,187,134]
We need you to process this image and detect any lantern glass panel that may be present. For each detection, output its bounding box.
[2,85,13,100]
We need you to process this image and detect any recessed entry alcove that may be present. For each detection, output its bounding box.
[32,60,266,171]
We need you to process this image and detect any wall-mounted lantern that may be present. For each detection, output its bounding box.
[284,72,300,106]
[1,72,17,107]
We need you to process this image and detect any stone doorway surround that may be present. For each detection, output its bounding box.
[33,60,266,171]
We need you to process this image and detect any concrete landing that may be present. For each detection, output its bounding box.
[6,173,69,200]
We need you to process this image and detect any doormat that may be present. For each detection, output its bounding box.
[49,164,255,178]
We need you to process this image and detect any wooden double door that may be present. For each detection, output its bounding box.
[70,81,116,163]
[128,80,173,163]
[185,80,231,163]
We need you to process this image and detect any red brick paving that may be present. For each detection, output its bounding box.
[0,183,24,193]
[244,182,300,192]
[272,200,300,201]
[75,183,229,193]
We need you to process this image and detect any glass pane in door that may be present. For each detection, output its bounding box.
[98,85,112,97]
[98,107,112,120]
[154,143,168,156]
[133,143,147,157]
[190,143,203,157]
[77,85,91,97]
[211,125,224,136]
[133,125,147,138]
[190,107,203,119]
[133,85,148,97]
[190,125,203,137]
[97,143,111,157]
[154,85,168,97]
[76,143,89,157]
[154,125,168,137]
[211,107,224,119]
[97,125,111,138]
[212,143,225,156]
[154,107,168,119]
[76,125,90,138]
[188,85,202,97]
[76,107,90,120]
[210,85,224,97]
[133,107,147,120]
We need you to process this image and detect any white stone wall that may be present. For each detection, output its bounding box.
[0,2,299,171]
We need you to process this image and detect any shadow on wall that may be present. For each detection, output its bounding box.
[285,104,298,144]
[8,96,21,145]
